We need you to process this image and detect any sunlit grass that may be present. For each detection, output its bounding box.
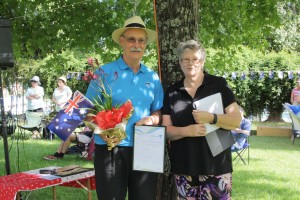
[232,136,300,200]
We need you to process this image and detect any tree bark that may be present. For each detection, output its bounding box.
[155,1,199,199]
[156,0,199,89]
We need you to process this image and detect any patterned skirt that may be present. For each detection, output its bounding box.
[174,173,232,200]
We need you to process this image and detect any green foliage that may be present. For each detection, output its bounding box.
[225,47,300,117]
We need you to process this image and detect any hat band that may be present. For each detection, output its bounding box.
[125,23,145,28]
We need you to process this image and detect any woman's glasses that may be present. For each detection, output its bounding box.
[181,58,202,65]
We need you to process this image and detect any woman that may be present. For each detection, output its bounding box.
[162,40,241,199]
[25,75,44,139]
[52,76,72,112]
[290,78,300,105]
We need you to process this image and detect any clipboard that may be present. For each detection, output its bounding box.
[193,93,234,157]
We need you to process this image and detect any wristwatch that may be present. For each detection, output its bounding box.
[210,114,218,124]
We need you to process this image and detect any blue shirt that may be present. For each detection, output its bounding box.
[85,56,164,147]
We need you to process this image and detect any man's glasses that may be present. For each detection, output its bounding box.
[121,35,147,45]
[181,58,202,65]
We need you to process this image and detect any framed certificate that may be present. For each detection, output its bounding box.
[133,125,166,173]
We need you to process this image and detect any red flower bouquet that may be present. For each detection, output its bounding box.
[84,57,133,150]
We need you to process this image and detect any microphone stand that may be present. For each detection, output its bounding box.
[0,69,11,175]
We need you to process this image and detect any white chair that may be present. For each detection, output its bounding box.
[18,111,44,138]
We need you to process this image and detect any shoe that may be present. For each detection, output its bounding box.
[43,155,58,161]
[32,130,41,139]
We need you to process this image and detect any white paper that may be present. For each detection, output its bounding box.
[193,93,224,133]
[133,125,165,173]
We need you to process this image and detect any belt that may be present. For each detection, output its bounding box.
[28,108,43,112]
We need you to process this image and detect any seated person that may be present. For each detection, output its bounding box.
[231,107,252,151]
[44,127,93,160]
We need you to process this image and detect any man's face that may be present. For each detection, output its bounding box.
[119,28,147,62]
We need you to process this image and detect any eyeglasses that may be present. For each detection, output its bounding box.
[121,35,147,45]
[181,58,202,64]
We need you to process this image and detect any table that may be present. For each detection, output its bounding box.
[0,166,96,200]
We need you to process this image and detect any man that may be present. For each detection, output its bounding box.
[231,107,251,151]
[43,127,93,160]
[85,16,163,200]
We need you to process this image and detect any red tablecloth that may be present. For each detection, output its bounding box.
[0,169,96,200]
[61,176,96,189]
[0,173,62,200]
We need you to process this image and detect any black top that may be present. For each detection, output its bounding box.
[162,73,236,176]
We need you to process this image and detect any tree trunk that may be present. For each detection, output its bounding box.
[266,110,283,122]
[155,1,199,199]
[156,0,199,89]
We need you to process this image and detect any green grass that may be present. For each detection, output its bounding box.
[232,136,300,200]
[1,129,300,199]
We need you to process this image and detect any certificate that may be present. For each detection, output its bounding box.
[133,125,166,173]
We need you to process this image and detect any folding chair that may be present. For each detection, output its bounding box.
[283,103,300,144]
[65,128,94,160]
[231,136,250,165]
[288,111,300,144]
[17,111,44,139]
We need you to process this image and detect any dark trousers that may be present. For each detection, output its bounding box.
[94,145,158,200]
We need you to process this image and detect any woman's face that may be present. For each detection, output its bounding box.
[57,80,65,87]
[179,48,204,77]
[30,81,38,87]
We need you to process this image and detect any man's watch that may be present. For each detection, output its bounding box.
[210,114,218,124]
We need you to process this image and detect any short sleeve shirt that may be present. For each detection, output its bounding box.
[26,86,44,110]
[162,73,236,176]
[53,86,72,111]
[85,56,164,147]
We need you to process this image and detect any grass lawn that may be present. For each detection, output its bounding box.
[1,128,300,199]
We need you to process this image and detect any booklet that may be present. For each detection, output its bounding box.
[193,93,234,157]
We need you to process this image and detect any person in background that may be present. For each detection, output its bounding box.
[231,107,252,151]
[290,78,300,105]
[25,76,44,139]
[52,76,72,112]
[43,127,93,160]
[162,40,241,199]
[85,16,163,200]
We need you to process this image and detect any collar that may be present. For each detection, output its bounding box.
[117,56,146,74]
[178,72,213,91]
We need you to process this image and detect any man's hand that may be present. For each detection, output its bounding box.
[99,134,121,146]
[135,116,154,126]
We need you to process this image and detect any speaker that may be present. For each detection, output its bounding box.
[0,19,14,69]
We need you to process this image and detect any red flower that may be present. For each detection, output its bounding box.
[94,106,130,130]
[119,101,133,119]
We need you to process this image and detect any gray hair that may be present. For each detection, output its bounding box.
[176,40,206,61]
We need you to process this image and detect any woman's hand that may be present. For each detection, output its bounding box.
[192,110,213,124]
[186,123,207,137]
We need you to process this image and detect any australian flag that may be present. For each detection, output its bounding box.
[47,90,94,141]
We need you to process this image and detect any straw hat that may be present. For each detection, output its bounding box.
[30,76,41,85]
[112,16,156,45]
[57,76,67,84]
